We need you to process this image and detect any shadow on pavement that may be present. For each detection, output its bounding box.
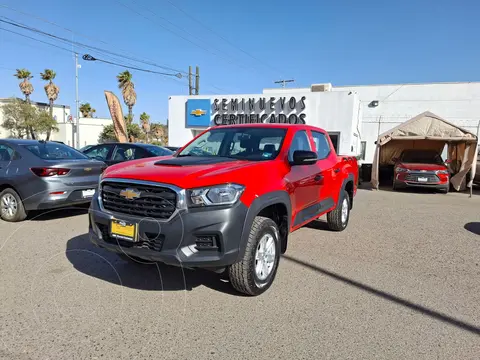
[282,254,480,336]
[28,204,90,221]
[65,234,243,296]
[464,222,480,235]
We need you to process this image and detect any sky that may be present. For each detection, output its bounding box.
[0,0,479,125]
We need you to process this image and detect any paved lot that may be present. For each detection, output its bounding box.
[1,188,480,360]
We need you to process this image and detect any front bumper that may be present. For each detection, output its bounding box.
[88,192,248,268]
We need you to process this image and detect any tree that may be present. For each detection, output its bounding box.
[98,123,143,143]
[80,102,96,118]
[1,98,58,139]
[116,70,136,121]
[40,69,60,141]
[150,123,168,145]
[140,112,150,142]
[13,69,34,103]
[13,69,35,138]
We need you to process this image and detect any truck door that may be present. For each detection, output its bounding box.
[285,130,323,228]
[310,130,338,206]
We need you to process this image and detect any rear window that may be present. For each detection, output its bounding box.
[22,142,88,160]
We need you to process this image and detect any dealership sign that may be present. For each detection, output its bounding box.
[185,96,307,128]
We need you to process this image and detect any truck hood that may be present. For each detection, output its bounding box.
[397,162,447,171]
[102,155,279,188]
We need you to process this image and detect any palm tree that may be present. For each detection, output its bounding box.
[13,69,34,103]
[40,69,60,141]
[140,112,150,142]
[79,102,96,118]
[116,70,136,120]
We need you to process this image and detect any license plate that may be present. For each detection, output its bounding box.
[82,189,95,198]
[417,177,428,182]
[110,219,137,242]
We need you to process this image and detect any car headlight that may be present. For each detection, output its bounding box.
[395,167,408,172]
[436,170,449,175]
[189,184,245,207]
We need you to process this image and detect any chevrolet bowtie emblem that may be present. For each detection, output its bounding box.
[119,188,141,200]
[191,109,206,116]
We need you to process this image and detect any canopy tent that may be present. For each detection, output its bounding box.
[371,111,478,193]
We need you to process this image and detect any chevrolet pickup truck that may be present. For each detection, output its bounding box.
[88,124,359,296]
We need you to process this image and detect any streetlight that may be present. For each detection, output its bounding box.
[82,54,183,78]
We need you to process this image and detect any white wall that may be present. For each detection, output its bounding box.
[168,91,360,156]
[331,82,480,163]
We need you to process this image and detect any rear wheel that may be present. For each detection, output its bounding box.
[326,190,350,232]
[228,216,280,296]
[0,188,27,222]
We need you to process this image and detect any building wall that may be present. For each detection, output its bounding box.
[0,99,111,148]
[168,92,361,156]
[265,82,480,163]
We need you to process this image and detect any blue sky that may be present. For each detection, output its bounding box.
[1,0,479,124]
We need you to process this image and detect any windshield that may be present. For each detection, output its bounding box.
[177,127,287,160]
[400,150,444,164]
[23,142,89,160]
[145,145,173,156]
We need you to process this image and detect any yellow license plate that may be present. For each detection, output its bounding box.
[110,219,137,241]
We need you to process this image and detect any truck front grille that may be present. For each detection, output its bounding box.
[101,181,177,219]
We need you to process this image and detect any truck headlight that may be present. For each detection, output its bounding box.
[395,167,408,173]
[189,184,245,207]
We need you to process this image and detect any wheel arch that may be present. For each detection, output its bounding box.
[341,173,355,210]
[238,191,291,260]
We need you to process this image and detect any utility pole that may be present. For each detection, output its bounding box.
[75,53,80,149]
[188,66,193,95]
[274,79,294,88]
[195,66,199,95]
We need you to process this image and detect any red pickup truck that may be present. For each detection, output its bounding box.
[89,124,358,295]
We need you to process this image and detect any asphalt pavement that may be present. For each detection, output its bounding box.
[1,188,479,359]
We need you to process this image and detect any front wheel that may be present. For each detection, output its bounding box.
[228,216,280,296]
[326,190,350,232]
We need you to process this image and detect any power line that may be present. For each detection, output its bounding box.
[113,0,266,77]
[0,6,188,75]
[162,0,285,77]
[0,15,232,94]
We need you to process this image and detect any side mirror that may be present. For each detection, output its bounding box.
[445,159,451,164]
[292,150,317,166]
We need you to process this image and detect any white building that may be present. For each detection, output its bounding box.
[168,81,480,166]
[0,98,112,148]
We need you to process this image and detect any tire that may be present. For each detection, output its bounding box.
[392,181,397,191]
[0,188,27,222]
[439,186,449,194]
[228,216,281,296]
[326,190,350,232]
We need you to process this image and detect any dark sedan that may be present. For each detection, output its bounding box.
[0,139,106,222]
[81,142,173,166]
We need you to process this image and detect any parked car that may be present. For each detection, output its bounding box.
[80,142,173,166]
[164,146,180,152]
[79,144,95,152]
[0,139,106,222]
[392,149,450,193]
[88,123,359,296]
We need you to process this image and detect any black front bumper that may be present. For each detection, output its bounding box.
[394,180,449,190]
[88,192,248,268]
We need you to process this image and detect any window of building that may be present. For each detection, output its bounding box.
[328,133,340,153]
[360,141,366,160]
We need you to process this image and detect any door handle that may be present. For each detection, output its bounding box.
[334,168,340,173]
[314,174,323,182]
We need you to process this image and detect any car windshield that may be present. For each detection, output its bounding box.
[177,127,288,161]
[22,142,89,160]
[145,145,173,156]
[400,150,443,164]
